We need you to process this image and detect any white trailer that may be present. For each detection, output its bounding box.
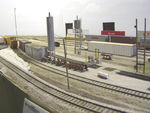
[88,41,136,57]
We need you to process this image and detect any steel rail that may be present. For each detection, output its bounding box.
[15,49,150,100]
[0,56,125,113]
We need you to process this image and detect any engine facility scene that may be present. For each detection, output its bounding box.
[0,1,150,113]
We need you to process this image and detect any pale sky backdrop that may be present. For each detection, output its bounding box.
[0,0,150,36]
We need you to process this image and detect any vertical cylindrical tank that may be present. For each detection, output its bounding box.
[47,12,55,54]
[74,19,81,29]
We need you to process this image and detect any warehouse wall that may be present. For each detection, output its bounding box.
[0,74,27,113]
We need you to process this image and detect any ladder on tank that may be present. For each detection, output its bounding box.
[74,29,82,55]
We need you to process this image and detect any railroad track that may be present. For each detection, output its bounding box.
[15,49,150,101]
[0,56,125,113]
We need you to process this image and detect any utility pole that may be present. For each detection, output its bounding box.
[95,48,98,61]
[14,8,18,36]
[98,49,100,59]
[143,18,146,74]
[74,16,78,54]
[63,39,70,89]
[79,21,82,55]
[135,19,138,72]
[135,18,147,74]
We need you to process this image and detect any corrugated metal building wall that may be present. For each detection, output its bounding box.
[25,44,48,60]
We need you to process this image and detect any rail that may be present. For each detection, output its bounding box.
[0,56,125,113]
[15,49,150,100]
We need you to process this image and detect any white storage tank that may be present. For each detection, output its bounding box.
[88,41,136,57]
[97,71,109,79]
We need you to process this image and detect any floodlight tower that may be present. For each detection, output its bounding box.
[14,8,18,36]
